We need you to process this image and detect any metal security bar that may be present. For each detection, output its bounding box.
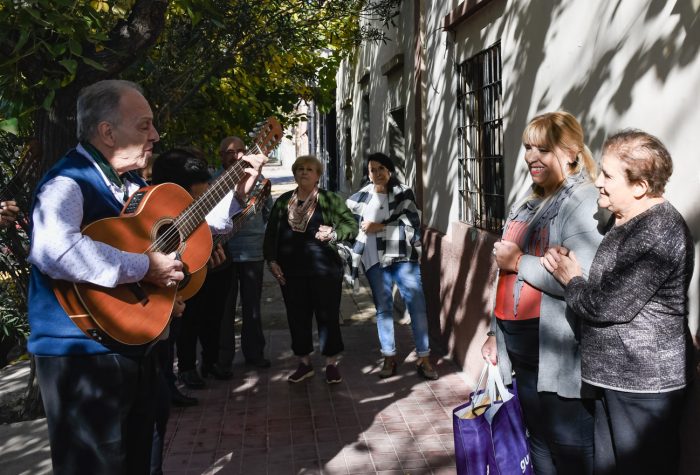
[457,43,504,232]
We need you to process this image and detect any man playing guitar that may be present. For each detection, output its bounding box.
[27,80,265,474]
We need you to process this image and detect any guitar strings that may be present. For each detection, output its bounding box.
[213,180,270,247]
[144,127,272,255]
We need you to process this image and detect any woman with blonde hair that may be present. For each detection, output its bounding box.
[481,111,607,474]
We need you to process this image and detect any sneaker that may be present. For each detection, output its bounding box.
[288,362,314,383]
[325,364,342,384]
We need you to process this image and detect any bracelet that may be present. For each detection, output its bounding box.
[329,230,338,244]
[486,331,496,337]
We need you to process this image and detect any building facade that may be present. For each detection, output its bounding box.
[334,0,700,384]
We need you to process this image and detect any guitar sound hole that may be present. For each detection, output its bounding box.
[154,222,182,254]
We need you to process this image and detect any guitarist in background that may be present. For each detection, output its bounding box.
[26,80,265,475]
[217,136,273,373]
[0,200,19,227]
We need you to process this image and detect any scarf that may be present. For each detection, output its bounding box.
[287,186,319,232]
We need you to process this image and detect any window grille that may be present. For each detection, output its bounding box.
[456,42,504,232]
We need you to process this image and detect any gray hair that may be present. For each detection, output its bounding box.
[76,80,144,141]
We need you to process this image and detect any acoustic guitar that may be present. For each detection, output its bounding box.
[177,178,272,300]
[53,118,282,346]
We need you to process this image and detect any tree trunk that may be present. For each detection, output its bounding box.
[34,89,79,174]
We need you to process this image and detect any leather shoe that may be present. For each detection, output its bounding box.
[170,386,198,407]
[201,363,233,380]
[179,369,206,389]
[245,357,271,368]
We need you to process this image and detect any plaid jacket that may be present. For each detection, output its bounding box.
[345,182,422,280]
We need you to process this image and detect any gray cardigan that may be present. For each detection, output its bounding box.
[493,182,609,399]
[566,201,694,392]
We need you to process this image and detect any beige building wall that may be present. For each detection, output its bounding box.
[336,0,700,385]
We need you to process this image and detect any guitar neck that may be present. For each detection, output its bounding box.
[159,118,280,244]
[213,179,271,247]
[213,205,257,247]
[174,160,247,238]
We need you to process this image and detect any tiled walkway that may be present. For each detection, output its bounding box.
[162,324,468,474]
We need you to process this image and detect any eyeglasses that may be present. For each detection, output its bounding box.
[224,149,246,156]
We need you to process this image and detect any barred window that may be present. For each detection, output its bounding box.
[457,42,504,232]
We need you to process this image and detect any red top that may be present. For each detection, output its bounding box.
[494,220,547,320]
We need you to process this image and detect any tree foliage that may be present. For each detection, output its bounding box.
[0,0,400,162]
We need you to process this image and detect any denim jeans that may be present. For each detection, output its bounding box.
[364,261,430,357]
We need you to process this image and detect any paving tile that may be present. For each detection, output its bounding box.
[162,325,468,475]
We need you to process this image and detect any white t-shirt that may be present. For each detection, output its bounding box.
[361,191,390,271]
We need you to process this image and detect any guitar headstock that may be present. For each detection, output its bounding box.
[248,117,283,157]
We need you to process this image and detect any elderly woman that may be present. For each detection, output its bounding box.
[346,152,437,380]
[543,130,694,475]
[264,155,357,384]
[481,112,606,474]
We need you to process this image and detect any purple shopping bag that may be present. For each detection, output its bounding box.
[453,363,533,475]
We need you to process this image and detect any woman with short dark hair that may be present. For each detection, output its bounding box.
[346,152,437,380]
[544,129,694,475]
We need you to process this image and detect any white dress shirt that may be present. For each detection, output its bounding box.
[29,145,240,288]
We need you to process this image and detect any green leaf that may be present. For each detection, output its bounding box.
[0,118,19,135]
[42,89,55,111]
[12,30,31,54]
[69,38,83,56]
[82,56,108,71]
[59,58,78,76]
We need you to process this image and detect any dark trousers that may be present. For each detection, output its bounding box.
[280,274,344,357]
[177,268,233,371]
[36,353,158,475]
[500,319,594,475]
[150,359,170,475]
[150,328,179,475]
[594,386,686,475]
[218,260,266,367]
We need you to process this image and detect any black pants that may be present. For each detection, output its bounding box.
[594,386,686,475]
[177,268,233,371]
[280,274,344,357]
[150,329,177,475]
[499,319,594,475]
[36,352,158,475]
[218,260,266,367]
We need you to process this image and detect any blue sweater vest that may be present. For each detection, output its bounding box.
[27,149,145,356]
